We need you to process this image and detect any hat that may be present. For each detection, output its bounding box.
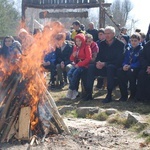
[72,20,80,26]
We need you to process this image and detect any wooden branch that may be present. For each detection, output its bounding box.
[37,73,70,134]
[0,75,16,104]
[0,74,21,133]
[1,106,19,142]
[6,118,17,142]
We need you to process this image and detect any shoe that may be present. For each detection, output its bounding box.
[66,89,73,99]
[128,95,135,101]
[83,94,93,101]
[64,79,68,85]
[102,95,112,103]
[71,90,78,100]
[94,86,101,91]
[118,97,127,102]
[57,82,64,89]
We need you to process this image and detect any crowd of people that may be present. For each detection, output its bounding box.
[0,20,150,103]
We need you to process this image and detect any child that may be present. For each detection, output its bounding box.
[66,34,92,100]
[117,33,143,101]
[85,34,99,63]
[42,47,56,88]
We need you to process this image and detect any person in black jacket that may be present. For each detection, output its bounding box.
[135,41,150,102]
[84,26,124,103]
[55,33,73,88]
[86,22,98,42]
[146,23,150,42]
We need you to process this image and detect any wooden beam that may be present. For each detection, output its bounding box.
[39,11,88,19]
[102,3,111,8]
[24,3,100,9]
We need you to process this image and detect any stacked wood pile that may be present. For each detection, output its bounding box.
[0,71,70,145]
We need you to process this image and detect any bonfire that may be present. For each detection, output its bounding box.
[0,22,70,146]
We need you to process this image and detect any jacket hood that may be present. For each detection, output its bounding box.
[74,33,86,47]
[18,28,28,36]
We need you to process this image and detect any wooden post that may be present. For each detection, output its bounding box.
[21,0,26,28]
[99,0,105,28]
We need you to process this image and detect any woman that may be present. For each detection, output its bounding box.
[0,36,21,63]
[0,36,14,58]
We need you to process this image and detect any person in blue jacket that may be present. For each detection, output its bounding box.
[42,48,56,88]
[117,33,143,101]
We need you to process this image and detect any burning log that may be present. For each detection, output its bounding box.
[37,72,70,134]
[0,74,21,133]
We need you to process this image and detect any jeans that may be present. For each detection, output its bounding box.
[56,63,72,83]
[67,67,86,90]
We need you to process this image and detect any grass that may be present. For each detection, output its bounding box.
[49,83,150,115]
[107,114,127,126]
[63,110,78,118]
[86,111,108,121]
[48,81,150,143]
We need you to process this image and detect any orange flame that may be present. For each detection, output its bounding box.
[18,21,65,131]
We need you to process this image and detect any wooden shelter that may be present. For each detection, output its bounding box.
[22,0,111,28]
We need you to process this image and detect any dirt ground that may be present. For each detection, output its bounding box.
[0,118,150,150]
[0,84,150,150]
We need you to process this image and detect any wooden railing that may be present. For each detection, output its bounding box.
[25,0,98,5]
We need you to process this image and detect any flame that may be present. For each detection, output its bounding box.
[18,21,65,131]
[0,20,65,131]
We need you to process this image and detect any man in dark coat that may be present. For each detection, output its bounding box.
[146,23,150,42]
[55,33,73,88]
[135,41,150,102]
[84,26,124,103]
[86,22,98,42]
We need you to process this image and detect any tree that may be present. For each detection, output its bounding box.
[0,0,20,37]
[106,0,133,32]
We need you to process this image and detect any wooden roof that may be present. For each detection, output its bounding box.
[23,0,100,9]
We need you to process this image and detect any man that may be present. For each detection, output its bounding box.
[86,22,98,42]
[135,41,150,102]
[84,26,124,103]
[71,20,84,41]
[55,33,73,88]
[146,23,150,42]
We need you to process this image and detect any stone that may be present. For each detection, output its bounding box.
[58,105,75,114]
[105,108,118,115]
[98,108,105,114]
[120,111,133,120]
[76,107,99,118]
[143,129,150,136]
[126,113,147,127]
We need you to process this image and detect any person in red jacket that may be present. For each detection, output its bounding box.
[66,34,92,100]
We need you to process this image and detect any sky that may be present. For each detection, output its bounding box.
[107,0,149,33]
